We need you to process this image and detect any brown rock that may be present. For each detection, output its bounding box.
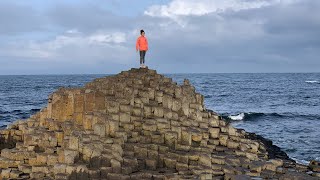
[30,172,46,179]
[219,134,229,146]
[32,165,50,174]
[165,131,178,149]
[120,112,131,123]
[0,68,313,180]
[309,160,320,172]
[64,149,79,164]
[53,163,67,174]
[1,169,11,178]
[164,157,177,169]
[199,154,211,167]
[146,159,157,170]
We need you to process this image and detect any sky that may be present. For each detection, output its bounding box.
[0,0,319,74]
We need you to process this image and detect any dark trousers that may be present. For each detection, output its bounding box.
[140,50,146,64]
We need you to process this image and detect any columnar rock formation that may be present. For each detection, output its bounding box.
[0,68,319,179]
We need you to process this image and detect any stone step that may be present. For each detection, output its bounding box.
[54,173,69,180]
[0,157,22,168]
[23,130,58,148]
[32,165,51,174]
[1,148,36,161]
[18,164,32,174]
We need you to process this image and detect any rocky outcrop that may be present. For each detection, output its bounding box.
[0,68,319,179]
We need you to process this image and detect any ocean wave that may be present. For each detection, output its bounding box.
[228,113,245,120]
[0,108,41,123]
[305,80,319,84]
[0,109,9,114]
[6,109,40,115]
[30,108,41,112]
[225,111,320,121]
[292,157,310,165]
[225,112,283,121]
[12,109,22,113]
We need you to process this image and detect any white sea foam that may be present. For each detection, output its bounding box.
[305,80,319,83]
[292,157,309,165]
[228,113,245,120]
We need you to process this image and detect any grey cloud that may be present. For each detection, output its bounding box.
[47,3,134,33]
[0,0,319,74]
[0,2,45,35]
[141,0,320,73]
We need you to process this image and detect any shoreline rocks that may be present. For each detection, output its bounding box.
[0,68,319,179]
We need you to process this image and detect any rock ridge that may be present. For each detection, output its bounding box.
[0,68,319,179]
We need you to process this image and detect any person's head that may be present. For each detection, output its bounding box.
[140,29,145,36]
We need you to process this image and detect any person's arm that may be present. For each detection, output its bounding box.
[146,38,148,51]
[136,37,140,51]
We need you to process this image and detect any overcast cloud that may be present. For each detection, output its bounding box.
[0,0,319,74]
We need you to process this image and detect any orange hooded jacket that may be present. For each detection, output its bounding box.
[136,36,148,51]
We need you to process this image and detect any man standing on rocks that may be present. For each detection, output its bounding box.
[136,29,148,68]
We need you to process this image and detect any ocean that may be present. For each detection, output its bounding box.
[0,73,319,164]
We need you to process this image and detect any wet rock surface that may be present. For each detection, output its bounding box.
[0,68,319,179]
